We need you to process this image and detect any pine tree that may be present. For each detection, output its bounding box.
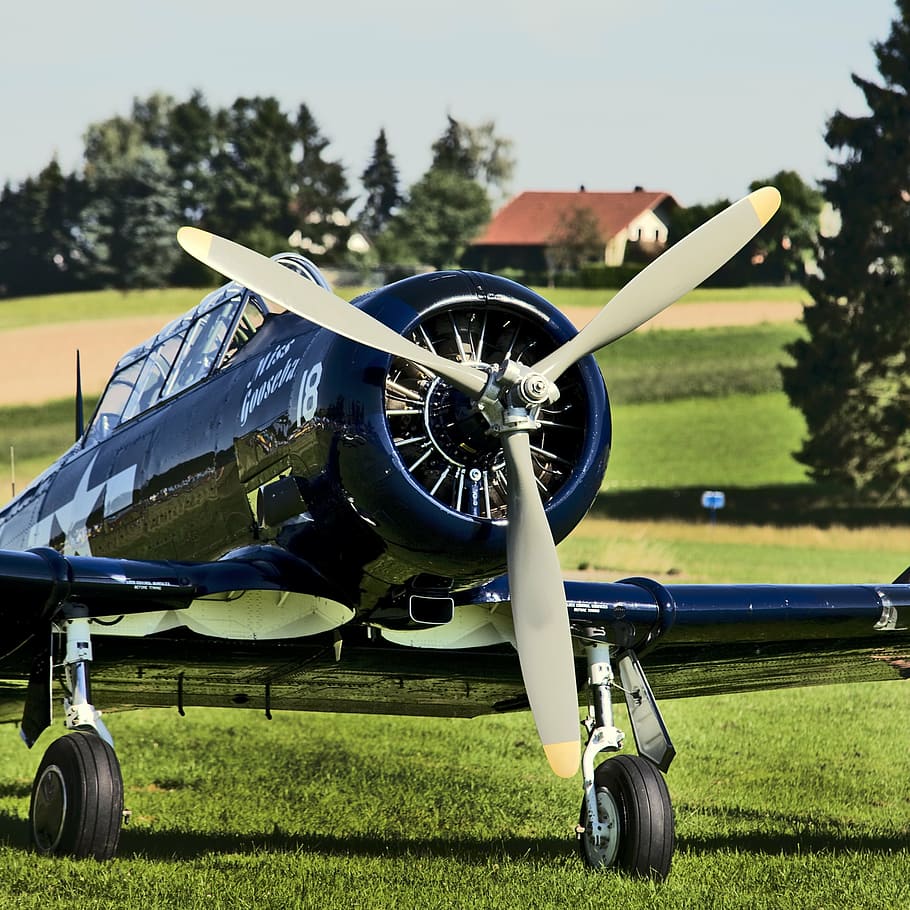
[0,161,85,297]
[358,129,401,238]
[80,116,182,289]
[286,104,356,265]
[781,3,910,500]
[430,115,476,178]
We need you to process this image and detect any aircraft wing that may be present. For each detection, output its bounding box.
[457,575,910,696]
[0,545,348,743]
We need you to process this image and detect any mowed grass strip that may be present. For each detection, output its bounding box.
[606,391,809,490]
[0,288,204,332]
[0,284,377,333]
[536,283,809,310]
[600,323,804,404]
[560,518,910,583]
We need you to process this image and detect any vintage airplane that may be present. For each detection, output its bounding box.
[0,186,907,879]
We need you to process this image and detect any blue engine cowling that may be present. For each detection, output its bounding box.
[284,270,611,598]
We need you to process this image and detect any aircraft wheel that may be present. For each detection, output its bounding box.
[29,731,123,860]
[577,754,674,879]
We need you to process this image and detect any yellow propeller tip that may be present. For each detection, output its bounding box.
[176,226,212,260]
[544,740,580,778]
[748,186,782,226]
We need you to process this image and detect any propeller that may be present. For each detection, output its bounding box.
[177,186,780,777]
[177,228,488,399]
[533,186,781,381]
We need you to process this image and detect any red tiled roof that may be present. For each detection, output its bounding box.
[473,190,677,246]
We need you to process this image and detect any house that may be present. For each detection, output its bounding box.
[464,187,679,274]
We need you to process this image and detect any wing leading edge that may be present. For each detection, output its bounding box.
[461,575,910,696]
[0,545,349,744]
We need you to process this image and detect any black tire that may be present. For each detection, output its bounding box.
[577,754,675,880]
[29,731,123,860]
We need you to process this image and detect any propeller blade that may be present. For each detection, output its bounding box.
[533,186,782,381]
[501,431,580,777]
[177,227,488,398]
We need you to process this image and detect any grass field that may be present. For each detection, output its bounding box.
[0,285,907,907]
[537,282,809,311]
[0,686,906,909]
[0,281,807,331]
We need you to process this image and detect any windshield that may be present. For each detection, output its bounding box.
[84,288,270,445]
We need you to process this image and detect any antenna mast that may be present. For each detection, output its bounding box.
[75,350,85,440]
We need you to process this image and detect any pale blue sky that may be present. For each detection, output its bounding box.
[1,1,899,206]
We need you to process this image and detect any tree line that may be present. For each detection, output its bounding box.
[0,94,512,296]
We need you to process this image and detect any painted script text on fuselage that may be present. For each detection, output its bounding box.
[241,342,299,427]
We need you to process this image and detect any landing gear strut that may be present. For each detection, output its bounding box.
[28,610,123,859]
[575,643,675,879]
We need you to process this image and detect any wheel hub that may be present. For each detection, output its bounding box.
[32,764,67,853]
[579,787,621,869]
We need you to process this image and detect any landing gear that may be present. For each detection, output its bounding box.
[29,731,123,859]
[28,610,123,859]
[577,755,674,878]
[575,642,675,879]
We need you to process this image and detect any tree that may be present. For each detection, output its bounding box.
[781,2,910,500]
[547,206,603,274]
[430,115,515,196]
[0,161,85,297]
[164,91,220,284]
[460,120,515,199]
[391,168,491,269]
[286,103,357,265]
[357,128,401,238]
[668,174,822,287]
[748,170,824,283]
[430,115,476,178]
[80,115,182,289]
[207,96,296,254]
[389,116,511,268]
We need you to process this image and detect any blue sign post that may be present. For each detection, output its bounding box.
[701,490,726,524]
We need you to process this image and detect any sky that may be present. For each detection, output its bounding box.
[0,1,900,207]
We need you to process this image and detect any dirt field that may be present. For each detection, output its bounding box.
[0,300,802,407]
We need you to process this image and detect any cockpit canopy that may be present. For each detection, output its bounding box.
[84,283,268,445]
[84,252,329,446]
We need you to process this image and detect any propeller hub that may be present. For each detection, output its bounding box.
[517,371,559,407]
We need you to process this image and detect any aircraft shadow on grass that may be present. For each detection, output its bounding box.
[0,806,904,862]
[673,803,910,856]
[593,484,910,528]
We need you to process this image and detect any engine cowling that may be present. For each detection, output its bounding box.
[304,271,611,592]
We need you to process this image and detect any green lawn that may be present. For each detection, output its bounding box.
[0,288,205,332]
[600,323,804,403]
[0,683,905,909]
[560,517,910,583]
[0,284,384,333]
[606,392,809,490]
